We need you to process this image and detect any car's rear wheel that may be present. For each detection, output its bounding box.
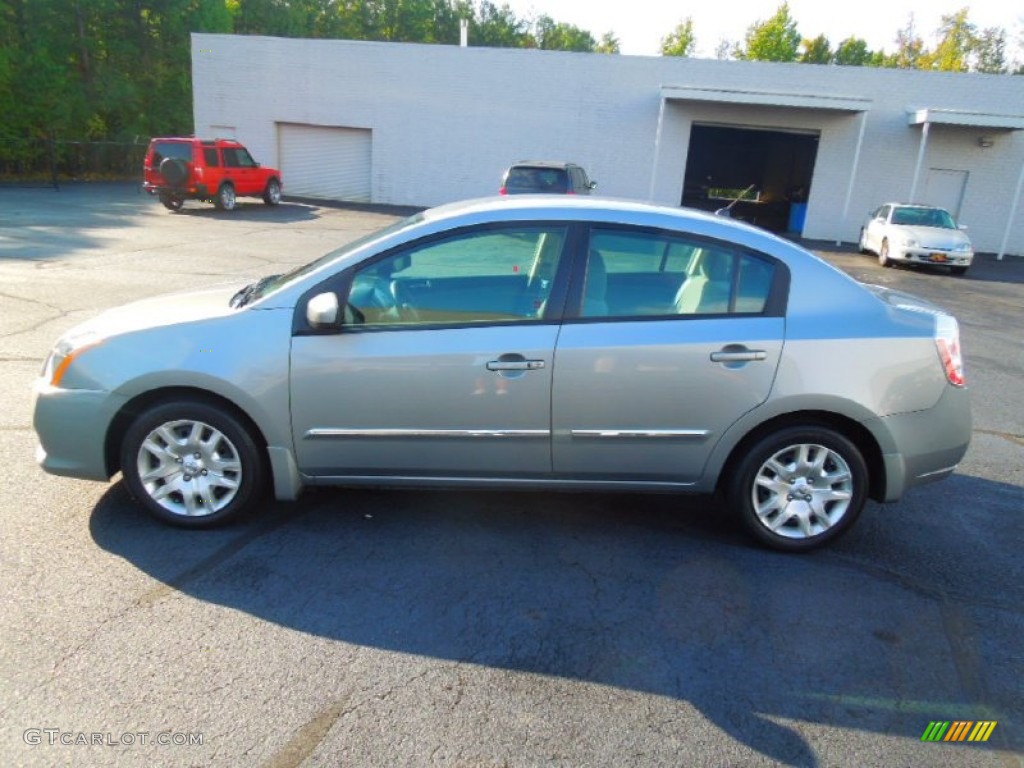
[215,183,237,211]
[950,266,968,276]
[727,426,867,552]
[159,193,183,212]
[120,399,264,528]
[263,178,282,206]
[878,239,891,267]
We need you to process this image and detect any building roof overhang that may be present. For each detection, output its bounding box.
[660,85,871,112]
[907,108,1024,130]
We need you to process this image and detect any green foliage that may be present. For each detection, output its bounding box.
[834,37,873,66]
[532,14,596,52]
[924,8,975,72]
[973,26,1007,74]
[660,18,695,58]
[594,32,619,55]
[0,0,599,154]
[739,2,801,62]
[800,34,832,65]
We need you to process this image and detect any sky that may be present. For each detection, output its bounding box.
[499,0,1024,60]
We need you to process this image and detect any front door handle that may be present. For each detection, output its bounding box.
[486,359,545,371]
[710,347,767,363]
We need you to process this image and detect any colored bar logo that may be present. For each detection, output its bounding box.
[921,721,997,742]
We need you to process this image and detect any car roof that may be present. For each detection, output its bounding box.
[507,161,581,169]
[884,202,948,210]
[420,195,794,249]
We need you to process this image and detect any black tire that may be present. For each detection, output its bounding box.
[879,239,892,268]
[158,157,188,186]
[120,399,265,528]
[263,178,282,206]
[726,425,868,552]
[950,266,968,276]
[159,193,183,212]
[215,183,237,211]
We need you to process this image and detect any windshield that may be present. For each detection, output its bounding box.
[891,207,956,229]
[249,212,425,301]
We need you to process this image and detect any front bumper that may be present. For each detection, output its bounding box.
[893,245,973,267]
[32,379,127,481]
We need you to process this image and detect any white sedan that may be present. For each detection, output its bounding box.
[859,203,973,275]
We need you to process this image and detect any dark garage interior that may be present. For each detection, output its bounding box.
[681,124,820,234]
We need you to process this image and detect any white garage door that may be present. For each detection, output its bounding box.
[278,123,371,202]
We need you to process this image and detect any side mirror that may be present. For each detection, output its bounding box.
[306,292,340,329]
[589,181,598,190]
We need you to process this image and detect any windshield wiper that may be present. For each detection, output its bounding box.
[230,275,280,308]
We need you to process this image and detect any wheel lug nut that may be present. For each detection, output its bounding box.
[183,474,191,481]
[202,469,208,476]
[176,457,183,464]
[194,452,201,459]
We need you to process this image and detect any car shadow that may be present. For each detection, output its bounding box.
[90,470,1022,763]
[170,200,319,223]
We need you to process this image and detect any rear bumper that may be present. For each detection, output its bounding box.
[143,182,211,199]
[875,384,972,501]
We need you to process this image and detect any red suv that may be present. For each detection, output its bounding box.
[143,137,282,212]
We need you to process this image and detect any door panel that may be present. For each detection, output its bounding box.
[290,325,559,476]
[552,317,784,481]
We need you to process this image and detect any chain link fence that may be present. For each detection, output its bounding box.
[0,139,149,187]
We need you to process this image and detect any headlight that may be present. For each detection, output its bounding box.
[43,331,101,387]
[955,242,972,252]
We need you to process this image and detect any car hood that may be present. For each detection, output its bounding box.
[58,282,249,344]
[894,225,971,249]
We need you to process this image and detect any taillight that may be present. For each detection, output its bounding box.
[935,314,965,387]
[498,187,507,195]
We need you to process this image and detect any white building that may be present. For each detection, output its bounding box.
[192,33,1024,255]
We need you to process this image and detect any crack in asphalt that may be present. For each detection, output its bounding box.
[973,428,1024,448]
[259,697,350,768]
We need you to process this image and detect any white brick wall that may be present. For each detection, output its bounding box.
[192,34,1024,255]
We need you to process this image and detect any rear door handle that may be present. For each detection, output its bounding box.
[486,359,545,371]
[710,348,767,363]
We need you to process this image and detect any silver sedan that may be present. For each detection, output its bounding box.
[33,197,971,551]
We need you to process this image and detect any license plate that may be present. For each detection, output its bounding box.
[930,253,948,262]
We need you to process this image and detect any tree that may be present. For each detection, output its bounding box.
[739,2,801,62]
[888,15,926,68]
[800,34,832,64]
[926,7,976,72]
[532,14,595,52]
[594,31,619,54]
[834,37,872,66]
[660,17,695,57]
[972,26,1007,73]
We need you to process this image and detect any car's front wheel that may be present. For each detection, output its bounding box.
[120,399,264,528]
[727,426,867,552]
[263,178,282,206]
[215,183,237,211]
[879,239,892,267]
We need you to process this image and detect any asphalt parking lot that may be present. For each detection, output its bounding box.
[1,183,1021,768]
